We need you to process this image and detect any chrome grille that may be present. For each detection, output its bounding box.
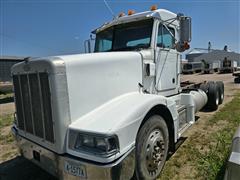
[13,73,54,143]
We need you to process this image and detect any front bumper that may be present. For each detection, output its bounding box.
[14,134,135,180]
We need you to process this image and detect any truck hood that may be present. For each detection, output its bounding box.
[57,52,143,122]
[11,51,142,153]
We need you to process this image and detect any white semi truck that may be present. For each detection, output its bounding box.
[202,60,220,74]
[11,7,224,180]
[182,62,202,74]
[220,58,237,73]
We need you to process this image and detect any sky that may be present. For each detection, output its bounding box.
[0,0,239,58]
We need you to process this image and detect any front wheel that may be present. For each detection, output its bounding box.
[135,115,169,180]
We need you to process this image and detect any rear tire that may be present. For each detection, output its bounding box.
[135,115,169,180]
[206,82,219,111]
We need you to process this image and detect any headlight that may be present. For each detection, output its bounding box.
[68,130,119,157]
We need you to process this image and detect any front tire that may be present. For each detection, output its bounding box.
[135,115,169,180]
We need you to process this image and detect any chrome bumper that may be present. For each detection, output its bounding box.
[14,132,135,180]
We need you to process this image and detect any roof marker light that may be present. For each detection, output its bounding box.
[184,41,190,50]
[128,10,135,15]
[150,5,157,11]
[118,12,125,17]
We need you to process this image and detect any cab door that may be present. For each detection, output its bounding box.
[155,23,180,96]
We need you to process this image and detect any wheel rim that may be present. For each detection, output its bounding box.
[144,129,165,176]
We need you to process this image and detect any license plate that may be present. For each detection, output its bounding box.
[64,161,87,178]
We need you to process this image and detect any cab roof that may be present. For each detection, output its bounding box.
[93,9,178,34]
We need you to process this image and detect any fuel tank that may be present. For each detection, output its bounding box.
[190,89,208,112]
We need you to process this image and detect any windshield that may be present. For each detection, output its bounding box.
[94,19,153,52]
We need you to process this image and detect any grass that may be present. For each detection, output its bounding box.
[160,93,240,180]
[196,94,240,179]
[0,114,18,162]
[0,132,15,144]
[0,93,14,104]
[196,131,231,179]
[1,150,18,159]
[0,83,13,95]
[0,114,14,129]
[0,114,15,145]
[0,92,13,98]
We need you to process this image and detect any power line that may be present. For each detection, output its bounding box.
[103,0,115,18]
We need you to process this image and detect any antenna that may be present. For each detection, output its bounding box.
[103,0,115,18]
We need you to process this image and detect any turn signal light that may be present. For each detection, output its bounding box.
[118,12,125,17]
[128,10,135,15]
[150,5,157,11]
[184,41,190,50]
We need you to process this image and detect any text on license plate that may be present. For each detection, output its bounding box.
[64,161,87,178]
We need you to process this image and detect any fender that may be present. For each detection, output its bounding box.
[68,92,178,163]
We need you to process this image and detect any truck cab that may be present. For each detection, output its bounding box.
[11,7,221,180]
[92,9,190,96]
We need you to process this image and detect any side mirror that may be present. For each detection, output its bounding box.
[176,14,192,52]
[84,34,95,53]
[179,16,191,43]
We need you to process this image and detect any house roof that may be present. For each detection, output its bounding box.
[194,50,240,62]
[187,48,212,55]
[0,56,25,61]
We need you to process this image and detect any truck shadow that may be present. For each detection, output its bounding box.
[200,108,217,113]
[167,136,188,160]
[166,116,200,159]
[0,156,57,180]
[215,158,228,180]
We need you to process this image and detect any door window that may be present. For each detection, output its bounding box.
[157,25,175,49]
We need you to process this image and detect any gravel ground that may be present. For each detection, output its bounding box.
[0,72,238,180]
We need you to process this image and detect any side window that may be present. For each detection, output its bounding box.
[157,24,175,49]
[94,27,113,52]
